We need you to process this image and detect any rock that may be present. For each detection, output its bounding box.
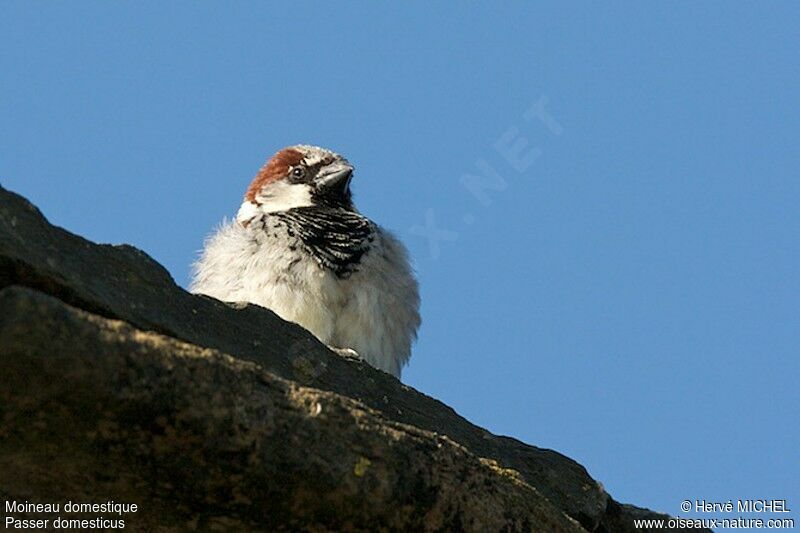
[0,286,584,532]
[0,186,706,531]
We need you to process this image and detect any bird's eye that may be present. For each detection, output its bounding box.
[291,167,306,179]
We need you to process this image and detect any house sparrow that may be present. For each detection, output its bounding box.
[190,145,420,378]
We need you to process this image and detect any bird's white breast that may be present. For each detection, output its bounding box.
[191,214,419,377]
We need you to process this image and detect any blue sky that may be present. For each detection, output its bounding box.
[2,2,798,523]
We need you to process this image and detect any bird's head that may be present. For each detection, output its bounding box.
[237,145,354,224]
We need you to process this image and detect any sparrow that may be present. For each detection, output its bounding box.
[190,145,420,378]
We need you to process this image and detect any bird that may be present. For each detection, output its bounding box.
[190,145,420,378]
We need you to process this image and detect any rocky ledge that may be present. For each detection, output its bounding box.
[0,186,704,532]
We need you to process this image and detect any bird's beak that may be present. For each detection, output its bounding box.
[314,162,354,194]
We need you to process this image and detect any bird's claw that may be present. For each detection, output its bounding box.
[328,346,361,361]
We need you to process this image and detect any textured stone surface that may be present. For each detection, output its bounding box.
[0,287,585,532]
[0,186,707,531]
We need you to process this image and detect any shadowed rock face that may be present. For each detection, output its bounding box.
[0,186,705,532]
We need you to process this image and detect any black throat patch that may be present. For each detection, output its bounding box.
[272,206,375,277]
